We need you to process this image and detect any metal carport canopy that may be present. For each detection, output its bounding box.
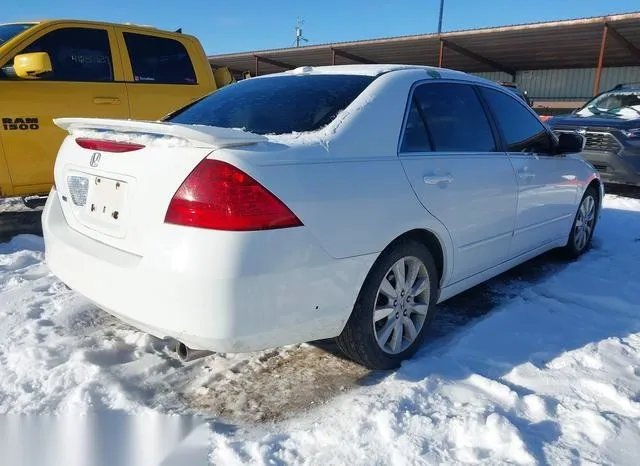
[208,12,640,80]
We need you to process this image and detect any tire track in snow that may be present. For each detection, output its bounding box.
[184,250,570,424]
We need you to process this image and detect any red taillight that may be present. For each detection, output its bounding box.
[75,138,145,153]
[164,159,303,231]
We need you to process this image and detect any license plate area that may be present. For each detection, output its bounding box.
[66,171,130,238]
[87,175,126,223]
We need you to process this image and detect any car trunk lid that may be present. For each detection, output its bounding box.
[52,118,267,255]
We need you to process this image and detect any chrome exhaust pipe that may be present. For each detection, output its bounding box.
[174,341,213,362]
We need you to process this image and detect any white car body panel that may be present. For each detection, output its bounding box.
[222,144,454,263]
[400,153,518,284]
[508,154,580,257]
[42,64,603,353]
[43,192,377,352]
[53,138,212,255]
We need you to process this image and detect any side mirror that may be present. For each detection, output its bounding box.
[556,132,585,154]
[13,52,52,79]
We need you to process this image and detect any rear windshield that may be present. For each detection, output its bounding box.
[165,74,376,135]
[0,23,34,45]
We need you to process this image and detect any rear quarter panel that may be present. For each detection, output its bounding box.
[217,144,455,286]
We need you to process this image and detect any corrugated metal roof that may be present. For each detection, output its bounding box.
[208,12,640,77]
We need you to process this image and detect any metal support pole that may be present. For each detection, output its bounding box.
[438,40,445,67]
[255,56,259,77]
[437,0,445,34]
[332,48,336,66]
[594,24,608,95]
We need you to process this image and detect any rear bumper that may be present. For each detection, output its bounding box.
[42,189,375,352]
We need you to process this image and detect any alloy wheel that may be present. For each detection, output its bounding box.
[372,256,430,354]
[574,193,596,251]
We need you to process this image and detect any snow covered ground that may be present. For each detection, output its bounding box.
[0,192,639,465]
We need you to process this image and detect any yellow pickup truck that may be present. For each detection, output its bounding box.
[0,19,233,205]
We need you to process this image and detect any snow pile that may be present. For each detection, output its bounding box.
[0,234,268,415]
[0,194,639,465]
[0,198,33,214]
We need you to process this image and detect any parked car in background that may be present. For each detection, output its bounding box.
[42,65,602,370]
[498,81,533,107]
[0,20,233,205]
[547,82,640,187]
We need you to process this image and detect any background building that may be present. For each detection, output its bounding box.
[207,12,640,115]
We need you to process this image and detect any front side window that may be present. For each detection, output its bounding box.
[166,74,376,135]
[123,33,196,85]
[479,86,553,154]
[0,27,113,82]
[401,81,497,153]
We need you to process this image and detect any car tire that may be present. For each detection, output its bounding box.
[561,184,599,258]
[336,240,439,370]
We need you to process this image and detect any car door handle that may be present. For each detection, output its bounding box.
[423,174,453,185]
[93,97,121,105]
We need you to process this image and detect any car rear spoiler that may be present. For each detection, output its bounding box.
[53,117,267,149]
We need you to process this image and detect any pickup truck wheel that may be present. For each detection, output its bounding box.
[336,240,438,370]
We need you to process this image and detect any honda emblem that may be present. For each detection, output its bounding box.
[89,152,101,167]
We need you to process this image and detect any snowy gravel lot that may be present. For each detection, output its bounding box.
[0,190,639,464]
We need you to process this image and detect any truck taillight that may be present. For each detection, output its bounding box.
[164,159,303,231]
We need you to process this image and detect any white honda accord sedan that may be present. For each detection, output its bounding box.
[42,64,603,370]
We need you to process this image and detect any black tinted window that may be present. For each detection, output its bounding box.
[2,27,113,81]
[400,99,432,152]
[0,23,34,45]
[123,33,196,84]
[502,86,526,102]
[410,82,496,152]
[480,86,553,153]
[166,74,376,135]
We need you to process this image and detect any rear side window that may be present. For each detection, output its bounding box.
[402,82,496,153]
[123,32,196,85]
[479,86,554,153]
[166,74,376,135]
[1,27,113,82]
[400,98,432,152]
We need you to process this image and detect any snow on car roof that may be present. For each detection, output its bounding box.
[268,63,475,80]
[285,64,431,76]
